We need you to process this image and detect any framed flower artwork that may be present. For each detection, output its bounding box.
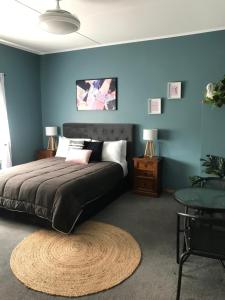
[148,98,162,114]
[167,82,182,99]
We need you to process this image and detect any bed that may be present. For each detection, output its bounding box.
[0,123,133,233]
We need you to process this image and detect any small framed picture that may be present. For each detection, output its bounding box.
[148,98,161,114]
[167,82,182,99]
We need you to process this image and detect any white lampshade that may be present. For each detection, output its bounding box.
[45,126,58,136]
[39,11,80,35]
[39,0,80,35]
[143,129,158,141]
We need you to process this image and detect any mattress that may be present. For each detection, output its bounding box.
[0,157,123,233]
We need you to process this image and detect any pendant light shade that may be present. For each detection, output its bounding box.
[39,0,80,35]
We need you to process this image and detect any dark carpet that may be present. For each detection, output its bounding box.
[1,192,225,300]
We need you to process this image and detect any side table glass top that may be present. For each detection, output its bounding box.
[174,187,225,210]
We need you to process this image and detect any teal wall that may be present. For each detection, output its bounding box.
[0,44,43,165]
[40,30,225,189]
[1,30,224,189]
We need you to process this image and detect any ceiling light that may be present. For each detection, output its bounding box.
[39,0,80,35]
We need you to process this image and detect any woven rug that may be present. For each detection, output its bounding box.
[10,221,141,297]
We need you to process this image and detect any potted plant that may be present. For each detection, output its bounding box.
[190,155,225,187]
[203,75,225,108]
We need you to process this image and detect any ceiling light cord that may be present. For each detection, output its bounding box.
[76,32,100,45]
[14,0,41,14]
[56,0,60,10]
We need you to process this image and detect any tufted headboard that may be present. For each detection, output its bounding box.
[63,123,134,161]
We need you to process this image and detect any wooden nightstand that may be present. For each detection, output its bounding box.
[37,149,56,160]
[133,156,162,197]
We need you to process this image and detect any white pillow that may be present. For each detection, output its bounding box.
[55,136,70,158]
[121,140,127,161]
[101,140,128,176]
[69,139,85,150]
[91,140,127,161]
[70,138,91,145]
[56,137,91,158]
[65,149,92,165]
[102,140,123,163]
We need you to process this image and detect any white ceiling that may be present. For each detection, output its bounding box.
[0,0,224,55]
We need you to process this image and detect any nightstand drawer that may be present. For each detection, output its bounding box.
[38,154,47,159]
[135,169,154,178]
[134,177,154,191]
[134,160,154,171]
[37,150,56,160]
[133,156,162,197]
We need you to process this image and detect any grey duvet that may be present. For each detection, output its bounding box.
[0,158,123,233]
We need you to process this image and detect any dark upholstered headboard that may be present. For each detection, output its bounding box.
[63,123,134,160]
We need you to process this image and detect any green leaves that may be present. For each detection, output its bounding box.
[189,175,205,187]
[190,155,225,186]
[203,75,225,108]
[201,155,225,178]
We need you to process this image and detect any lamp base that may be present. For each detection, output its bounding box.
[144,141,155,158]
[47,136,57,151]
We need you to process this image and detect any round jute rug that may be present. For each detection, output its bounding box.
[10,221,141,297]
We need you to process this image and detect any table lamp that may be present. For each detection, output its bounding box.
[45,126,58,151]
[143,129,158,158]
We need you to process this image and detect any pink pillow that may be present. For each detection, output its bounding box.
[65,149,92,165]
